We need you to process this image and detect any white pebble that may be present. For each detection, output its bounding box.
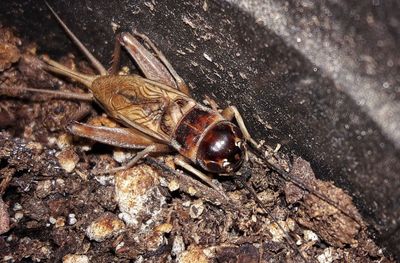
[303,230,319,242]
[14,212,24,221]
[171,235,185,257]
[68,214,77,225]
[13,203,22,211]
[317,247,334,263]
[49,216,57,224]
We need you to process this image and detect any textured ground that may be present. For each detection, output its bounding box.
[0,26,395,263]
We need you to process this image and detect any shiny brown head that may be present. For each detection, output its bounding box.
[196,121,246,174]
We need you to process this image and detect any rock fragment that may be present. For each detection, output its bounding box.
[86,212,125,242]
[0,27,20,72]
[56,147,79,173]
[189,200,205,219]
[115,164,166,229]
[177,245,209,263]
[0,198,10,234]
[63,254,89,263]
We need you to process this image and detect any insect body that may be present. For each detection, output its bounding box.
[67,71,247,174]
[39,3,255,191]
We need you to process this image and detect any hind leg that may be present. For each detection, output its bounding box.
[131,32,190,95]
[116,32,190,95]
[67,122,171,174]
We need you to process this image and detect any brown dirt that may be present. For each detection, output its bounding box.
[0,27,395,263]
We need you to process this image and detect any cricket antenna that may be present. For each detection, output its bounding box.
[44,1,108,76]
[249,145,364,226]
[234,176,309,262]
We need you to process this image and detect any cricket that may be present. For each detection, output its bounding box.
[1,2,391,263]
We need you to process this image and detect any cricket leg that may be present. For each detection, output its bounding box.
[221,106,258,148]
[132,31,190,95]
[42,102,92,131]
[119,32,190,95]
[204,95,220,111]
[41,56,98,88]
[100,144,167,174]
[45,1,108,76]
[1,85,93,101]
[67,122,171,174]
[67,122,170,150]
[118,32,177,88]
[109,36,122,75]
[174,156,228,200]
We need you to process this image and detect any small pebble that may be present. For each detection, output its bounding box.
[49,216,57,224]
[13,203,22,211]
[115,164,165,228]
[304,229,319,242]
[172,235,185,257]
[113,149,133,163]
[268,219,293,242]
[189,200,204,219]
[27,142,43,152]
[14,211,24,221]
[187,186,197,196]
[182,201,191,207]
[56,134,73,149]
[55,217,66,228]
[56,148,79,173]
[35,180,52,198]
[62,254,89,263]
[0,199,10,234]
[317,247,335,263]
[94,175,114,186]
[168,180,180,192]
[144,223,173,251]
[68,214,77,225]
[177,246,208,263]
[86,212,125,242]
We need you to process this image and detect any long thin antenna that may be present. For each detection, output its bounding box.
[234,176,308,262]
[2,85,93,101]
[44,1,108,76]
[42,56,97,88]
[250,146,363,226]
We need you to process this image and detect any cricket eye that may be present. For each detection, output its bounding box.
[197,122,245,174]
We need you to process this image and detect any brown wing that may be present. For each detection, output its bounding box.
[89,75,195,142]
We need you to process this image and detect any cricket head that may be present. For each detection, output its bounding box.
[196,121,246,174]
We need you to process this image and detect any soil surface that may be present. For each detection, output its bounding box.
[0,26,395,263]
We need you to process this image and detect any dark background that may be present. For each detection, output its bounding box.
[1,0,399,259]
